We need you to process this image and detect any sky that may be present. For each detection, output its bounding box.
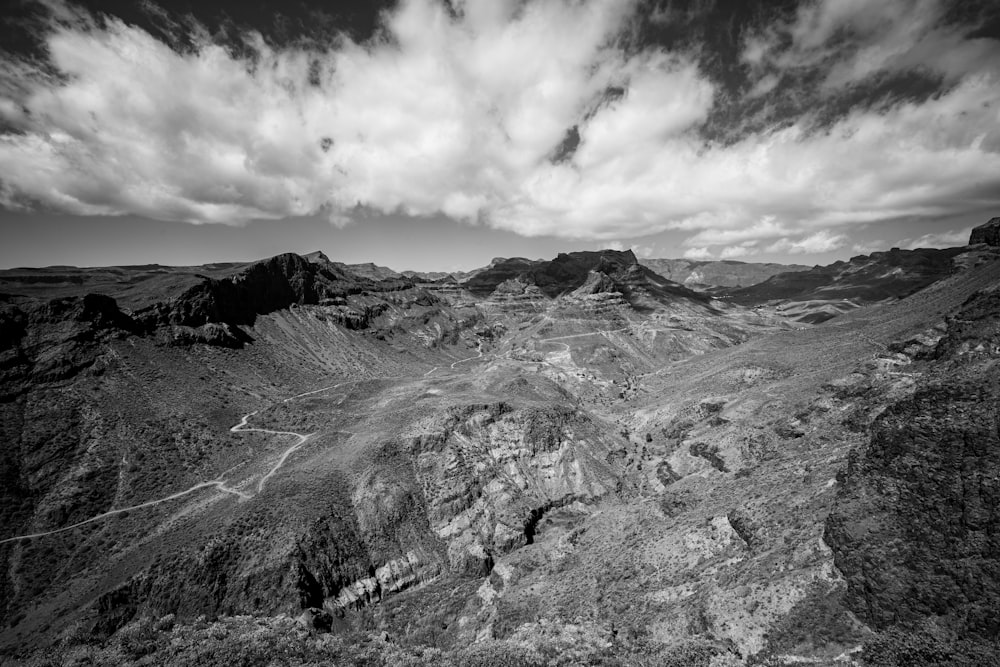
[1,0,999,271]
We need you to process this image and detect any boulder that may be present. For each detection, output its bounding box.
[296,607,333,633]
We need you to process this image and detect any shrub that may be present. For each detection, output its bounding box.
[861,627,1000,667]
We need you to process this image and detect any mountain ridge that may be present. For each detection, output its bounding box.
[3,226,1000,665]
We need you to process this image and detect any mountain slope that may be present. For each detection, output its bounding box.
[720,247,967,323]
[825,282,1000,646]
[464,249,710,307]
[639,258,810,288]
[3,243,1000,665]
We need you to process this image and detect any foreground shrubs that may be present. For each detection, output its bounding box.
[861,627,1000,667]
[9,614,737,667]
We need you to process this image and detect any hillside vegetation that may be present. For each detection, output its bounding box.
[3,239,1000,666]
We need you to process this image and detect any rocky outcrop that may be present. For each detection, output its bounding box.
[331,551,423,610]
[825,376,1000,637]
[330,262,403,282]
[825,284,1000,639]
[296,607,334,632]
[969,217,1000,246]
[88,489,379,633]
[0,294,139,388]
[465,258,542,296]
[466,249,709,311]
[569,271,619,298]
[931,285,1000,360]
[412,403,623,575]
[134,253,371,328]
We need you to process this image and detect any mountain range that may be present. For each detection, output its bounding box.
[2,220,1000,666]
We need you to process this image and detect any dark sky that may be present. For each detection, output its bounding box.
[1,0,998,270]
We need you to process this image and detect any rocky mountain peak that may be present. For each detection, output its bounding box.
[303,250,332,264]
[969,217,1000,246]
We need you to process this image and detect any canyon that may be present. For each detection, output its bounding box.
[2,233,1000,666]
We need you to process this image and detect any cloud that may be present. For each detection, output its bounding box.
[898,228,973,250]
[766,230,848,255]
[852,241,886,254]
[742,0,1000,88]
[630,244,654,258]
[0,0,998,249]
[719,244,759,259]
[683,247,713,260]
[683,217,788,247]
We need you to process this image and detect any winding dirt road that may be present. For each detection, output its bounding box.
[0,478,250,545]
[0,407,316,545]
[1,338,576,545]
[450,340,485,369]
[229,412,314,493]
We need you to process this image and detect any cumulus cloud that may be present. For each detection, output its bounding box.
[719,243,759,259]
[683,247,713,260]
[766,230,848,255]
[898,228,973,250]
[0,0,998,253]
[630,244,654,258]
[743,0,1000,88]
[852,241,886,254]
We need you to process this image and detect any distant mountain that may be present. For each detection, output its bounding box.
[0,253,432,348]
[400,270,455,282]
[720,247,967,323]
[0,262,247,311]
[332,262,402,281]
[464,249,711,311]
[464,256,544,295]
[638,258,809,288]
[304,252,404,282]
[6,236,1000,664]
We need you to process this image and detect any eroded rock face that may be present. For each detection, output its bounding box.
[331,551,424,610]
[412,403,622,574]
[135,253,394,328]
[969,217,1000,246]
[465,249,708,309]
[825,377,1000,637]
[825,285,1000,639]
[0,293,138,389]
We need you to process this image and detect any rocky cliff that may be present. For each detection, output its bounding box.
[825,280,1000,644]
[970,217,1000,246]
[69,388,627,643]
[134,253,393,328]
[465,249,710,310]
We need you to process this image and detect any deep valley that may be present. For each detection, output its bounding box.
[2,229,1000,666]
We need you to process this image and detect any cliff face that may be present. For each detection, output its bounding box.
[1,253,451,352]
[825,283,1000,639]
[412,403,623,574]
[84,395,625,638]
[970,217,1000,246]
[0,293,139,391]
[134,253,393,328]
[464,249,710,311]
[464,258,542,296]
[825,378,1000,636]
